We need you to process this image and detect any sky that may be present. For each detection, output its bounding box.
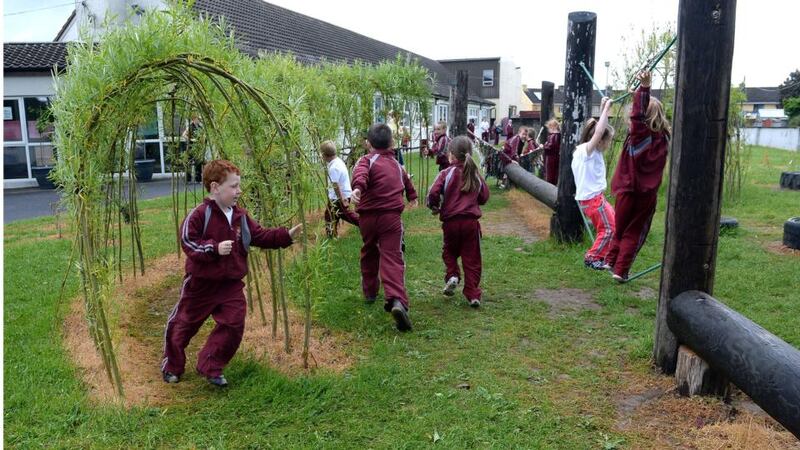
[3,0,798,88]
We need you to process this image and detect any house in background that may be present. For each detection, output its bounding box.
[4,0,493,188]
[3,43,67,188]
[437,57,523,126]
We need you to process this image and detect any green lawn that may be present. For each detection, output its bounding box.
[4,146,798,448]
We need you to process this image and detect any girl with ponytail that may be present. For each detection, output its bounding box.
[426,136,490,308]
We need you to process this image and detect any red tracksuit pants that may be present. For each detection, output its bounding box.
[578,193,616,263]
[162,276,246,377]
[606,190,658,278]
[359,212,409,311]
[442,218,483,300]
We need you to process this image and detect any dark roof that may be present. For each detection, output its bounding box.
[524,88,540,104]
[744,87,781,104]
[54,9,76,42]
[438,57,501,63]
[3,42,69,72]
[192,0,492,105]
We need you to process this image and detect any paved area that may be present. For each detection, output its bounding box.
[4,179,204,224]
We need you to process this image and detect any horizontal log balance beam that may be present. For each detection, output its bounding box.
[504,162,557,210]
[668,290,800,438]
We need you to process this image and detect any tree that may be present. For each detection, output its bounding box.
[779,70,800,104]
[783,96,800,118]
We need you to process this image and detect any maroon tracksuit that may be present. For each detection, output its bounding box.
[542,132,561,185]
[505,122,514,139]
[427,163,490,300]
[606,86,669,278]
[162,198,293,377]
[352,148,418,311]
[499,135,522,165]
[431,132,452,171]
[467,122,476,141]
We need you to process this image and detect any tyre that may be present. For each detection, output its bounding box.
[720,216,739,230]
[780,171,800,190]
[784,217,800,250]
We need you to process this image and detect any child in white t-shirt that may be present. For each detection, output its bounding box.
[571,97,616,270]
[321,140,359,237]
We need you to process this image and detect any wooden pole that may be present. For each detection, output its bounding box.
[540,81,555,143]
[451,70,469,137]
[653,0,737,374]
[552,11,596,243]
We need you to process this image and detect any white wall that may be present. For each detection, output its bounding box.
[4,74,57,97]
[63,0,168,41]
[742,127,800,152]
[497,58,522,120]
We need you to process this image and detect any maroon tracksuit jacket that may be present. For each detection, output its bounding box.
[505,122,514,139]
[606,86,669,278]
[542,132,561,185]
[499,135,522,165]
[162,198,293,377]
[431,132,452,171]
[352,148,418,310]
[427,162,490,300]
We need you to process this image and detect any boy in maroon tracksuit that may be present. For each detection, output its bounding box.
[541,119,562,185]
[427,136,490,307]
[161,160,302,387]
[497,126,526,188]
[351,123,418,331]
[606,71,670,282]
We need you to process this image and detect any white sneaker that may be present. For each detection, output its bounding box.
[443,276,459,296]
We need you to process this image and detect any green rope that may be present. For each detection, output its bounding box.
[613,35,677,103]
[623,262,662,283]
[578,61,607,98]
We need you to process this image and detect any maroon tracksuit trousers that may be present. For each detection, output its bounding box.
[442,218,483,300]
[162,276,246,378]
[606,191,658,278]
[359,212,409,311]
[325,199,360,228]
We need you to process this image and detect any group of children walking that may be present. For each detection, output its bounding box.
[160,70,669,387]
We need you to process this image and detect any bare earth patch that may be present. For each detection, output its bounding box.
[533,288,601,318]
[481,192,546,244]
[64,252,352,408]
[506,188,553,238]
[764,241,800,256]
[614,368,799,449]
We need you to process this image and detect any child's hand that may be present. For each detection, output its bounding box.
[218,240,234,255]
[637,70,652,88]
[409,199,419,208]
[289,224,303,240]
[351,188,361,204]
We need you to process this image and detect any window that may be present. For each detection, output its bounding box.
[4,99,23,142]
[373,94,385,123]
[24,97,53,143]
[4,146,28,179]
[436,103,448,124]
[482,69,494,87]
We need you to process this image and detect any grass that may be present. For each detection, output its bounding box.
[4,146,799,448]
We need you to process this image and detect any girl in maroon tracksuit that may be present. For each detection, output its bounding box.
[429,121,452,171]
[541,119,562,185]
[427,136,490,308]
[606,71,671,282]
[162,160,301,387]
[351,123,418,331]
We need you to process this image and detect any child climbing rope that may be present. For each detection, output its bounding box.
[605,70,671,283]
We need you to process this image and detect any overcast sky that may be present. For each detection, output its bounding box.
[4,0,798,88]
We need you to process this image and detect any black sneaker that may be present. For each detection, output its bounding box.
[162,371,180,384]
[365,296,376,305]
[390,299,412,332]
[207,374,228,387]
[584,259,606,271]
[469,299,481,308]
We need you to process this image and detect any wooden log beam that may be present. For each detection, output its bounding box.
[653,0,737,375]
[552,11,596,243]
[504,163,557,210]
[669,291,800,438]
